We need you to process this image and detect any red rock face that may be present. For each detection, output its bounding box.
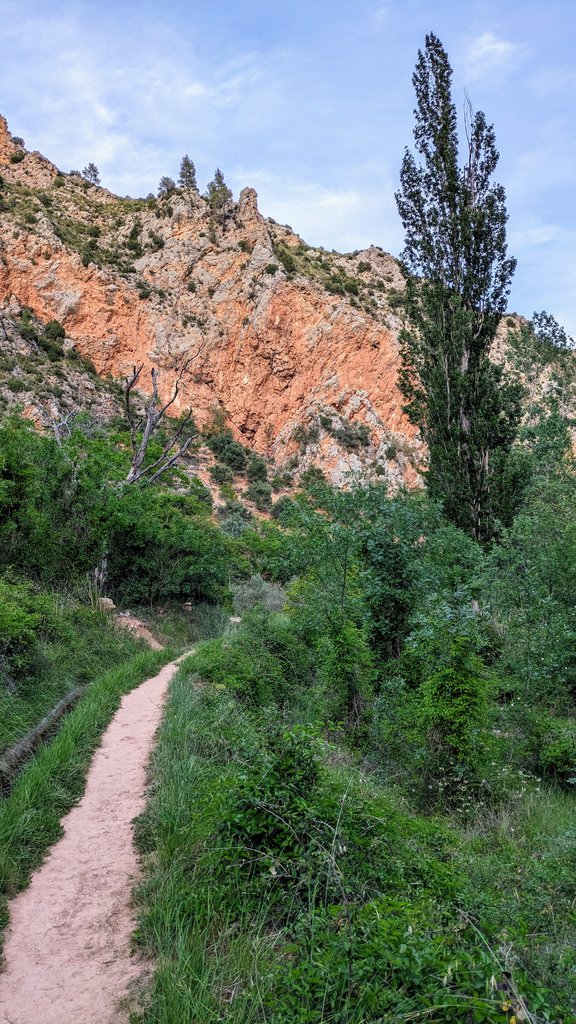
[0,114,422,486]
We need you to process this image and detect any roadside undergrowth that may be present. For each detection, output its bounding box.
[132,658,573,1023]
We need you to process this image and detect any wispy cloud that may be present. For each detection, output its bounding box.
[466,31,527,82]
[233,169,403,253]
[371,3,393,28]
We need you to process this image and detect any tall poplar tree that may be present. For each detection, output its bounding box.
[395,33,522,541]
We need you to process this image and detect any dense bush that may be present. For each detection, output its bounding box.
[331,421,371,449]
[106,490,233,606]
[192,608,312,706]
[246,454,268,482]
[0,577,47,686]
[536,717,576,786]
[245,479,273,509]
[232,574,286,615]
[219,439,248,471]
[208,463,233,484]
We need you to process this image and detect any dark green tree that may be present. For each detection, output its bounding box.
[82,162,101,186]
[204,168,232,215]
[531,310,575,351]
[178,154,197,190]
[157,175,176,197]
[395,33,522,541]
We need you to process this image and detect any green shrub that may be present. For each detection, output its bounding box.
[414,634,485,811]
[271,469,293,491]
[537,718,576,786]
[148,230,164,251]
[44,319,65,341]
[332,421,371,449]
[299,465,327,488]
[219,511,252,537]
[15,309,39,345]
[105,490,234,606]
[218,440,247,472]
[39,320,65,360]
[246,480,273,509]
[292,422,319,449]
[271,495,297,523]
[246,454,268,482]
[196,608,314,702]
[274,246,296,273]
[317,622,375,735]
[187,476,212,507]
[0,577,45,683]
[265,897,528,1023]
[218,726,327,886]
[232,574,286,614]
[6,378,27,393]
[209,463,234,484]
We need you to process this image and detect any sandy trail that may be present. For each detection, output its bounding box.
[0,655,187,1024]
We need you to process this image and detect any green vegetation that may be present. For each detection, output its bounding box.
[205,168,233,217]
[396,34,522,542]
[131,423,576,1019]
[0,580,144,754]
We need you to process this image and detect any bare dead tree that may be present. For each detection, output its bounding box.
[123,361,197,485]
[51,413,74,444]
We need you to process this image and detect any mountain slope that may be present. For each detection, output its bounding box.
[0,115,420,487]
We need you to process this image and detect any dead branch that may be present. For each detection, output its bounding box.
[124,360,197,485]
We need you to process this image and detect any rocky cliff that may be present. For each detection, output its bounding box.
[0,114,424,488]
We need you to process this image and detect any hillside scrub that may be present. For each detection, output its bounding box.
[0,415,237,604]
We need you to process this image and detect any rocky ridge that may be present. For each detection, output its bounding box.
[3,115,572,492]
[0,114,422,488]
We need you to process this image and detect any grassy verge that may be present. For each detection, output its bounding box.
[133,673,271,1023]
[0,647,170,955]
[133,660,573,1023]
[0,600,148,755]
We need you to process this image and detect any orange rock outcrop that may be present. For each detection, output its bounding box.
[0,114,421,485]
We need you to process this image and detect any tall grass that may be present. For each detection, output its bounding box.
[0,647,169,955]
[0,602,146,755]
[133,677,276,1023]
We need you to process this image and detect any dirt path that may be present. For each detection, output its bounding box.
[0,655,188,1024]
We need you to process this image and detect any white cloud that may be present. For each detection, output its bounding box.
[466,31,527,82]
[232,170,403,253]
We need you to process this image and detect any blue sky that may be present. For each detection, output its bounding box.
[1,0,575,332]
